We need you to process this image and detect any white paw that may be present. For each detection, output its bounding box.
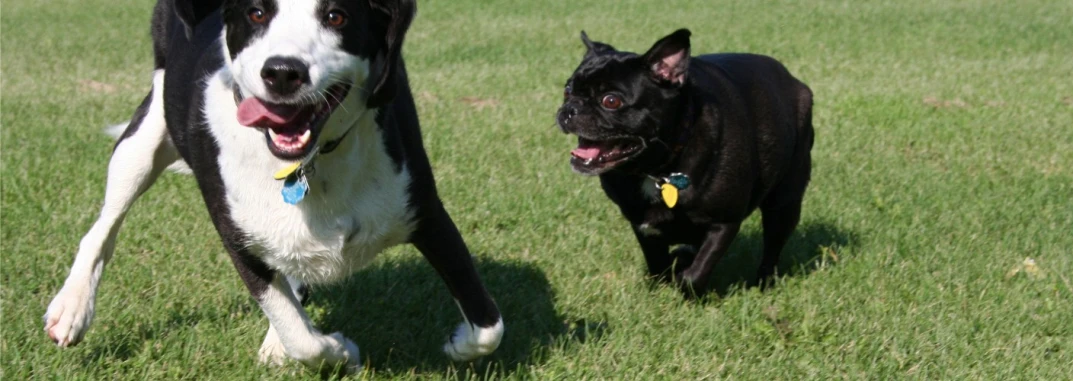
[276,331,361,373]
[443,319,504,361]
[43,287,96,347]
[322,332,362,374]
[258,326,287,366]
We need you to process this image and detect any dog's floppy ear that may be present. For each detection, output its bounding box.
[642,29,691,86]
[174,0,221,39]
[581,31,615,59]
[365,0,417,108]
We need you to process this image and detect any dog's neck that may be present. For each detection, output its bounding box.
[618,93,698,177]
[318,122,358,155]
[659,95,697,157]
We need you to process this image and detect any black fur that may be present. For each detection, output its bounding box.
[114,91,154,148]
[557,29,814,295]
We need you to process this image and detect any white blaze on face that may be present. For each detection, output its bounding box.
[227,0,367,103]
[219,0,373,145]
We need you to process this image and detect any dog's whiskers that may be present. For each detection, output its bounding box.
[324,89,349,114]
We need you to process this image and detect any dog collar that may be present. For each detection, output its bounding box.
[272,124,357,205]
[641,99,696,208]
[231,84,358,205]
[642,96,697,169]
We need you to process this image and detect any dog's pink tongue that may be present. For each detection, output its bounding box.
[236,97,303,128]
[571,146,602,159]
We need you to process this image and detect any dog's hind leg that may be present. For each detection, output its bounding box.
[756,161,810,284]
[44,69,179,347]
[757,198,802,284]
[757,97,812,284]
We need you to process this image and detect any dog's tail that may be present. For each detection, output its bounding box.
[106,122,193,175]
[104,122,129,140]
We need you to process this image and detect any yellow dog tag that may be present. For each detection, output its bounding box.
[661,183,679,208]
[273,162,302,180]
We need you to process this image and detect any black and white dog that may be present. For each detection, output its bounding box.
[44,0,502,371]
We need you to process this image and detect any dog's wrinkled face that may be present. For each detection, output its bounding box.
[557,30,692,175]
[215,0,411,160]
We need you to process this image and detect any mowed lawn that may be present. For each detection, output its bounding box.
[3,0,1071,379]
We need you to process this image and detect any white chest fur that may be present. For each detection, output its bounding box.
[203,71,415,284]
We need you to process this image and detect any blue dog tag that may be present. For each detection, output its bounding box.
[667,173,690,190]
[281,174,309,205]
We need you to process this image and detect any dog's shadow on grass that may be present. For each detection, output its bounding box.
[704,220,857,297]
[312,255,579,378]
[78,292,260,366]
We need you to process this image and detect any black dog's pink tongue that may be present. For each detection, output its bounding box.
[572,140,603,159]
[572,146,601,159]
[236,97,303,128]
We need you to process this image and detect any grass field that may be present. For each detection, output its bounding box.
[3,0,1072,379]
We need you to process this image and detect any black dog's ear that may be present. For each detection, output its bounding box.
[365,0,417,108]
[580,31,615,59]
[174,0,221,39]
[642,29,691,86]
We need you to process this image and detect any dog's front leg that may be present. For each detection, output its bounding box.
[676,223,742,295]
[411,202,503,361]
[630,227,674,279]
[44,70,178,346]
[225,252,361,372]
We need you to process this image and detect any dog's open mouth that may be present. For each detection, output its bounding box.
[236,84,351,160]
[570,136,644,173]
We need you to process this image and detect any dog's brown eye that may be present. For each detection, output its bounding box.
[326,10,347,27]
[601,94,623,110]
[248,8,267,24]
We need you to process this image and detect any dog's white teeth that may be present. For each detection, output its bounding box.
[268,129,279,140]
[298,129,311,145]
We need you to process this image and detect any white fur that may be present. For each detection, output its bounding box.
[106,123,192,174]
[641,177,661,203]
[45,69,180,346]
[443,300,505,361]
[205,0,412,285]
[258,324,287,366]
[203,69,414,285]
[200,0,413,370]
[636,223,662,237]
[225,0,366,104]
[256,276,361,372]
[48,0,498,370]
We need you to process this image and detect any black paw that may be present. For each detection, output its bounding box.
[674,271,709,299]
[670,245,697,273]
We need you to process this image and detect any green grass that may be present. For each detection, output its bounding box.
[3,0,1072,379]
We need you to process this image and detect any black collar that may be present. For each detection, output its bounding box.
[319,125,354,155]
[641,96,696,173]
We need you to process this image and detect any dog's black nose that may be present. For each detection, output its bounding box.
[261,56,309,97]
[565,106,578,118]
[557,105,577,133]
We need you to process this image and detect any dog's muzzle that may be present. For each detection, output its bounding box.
[556,104,580,133]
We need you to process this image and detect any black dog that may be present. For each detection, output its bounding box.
[45,0,502,372]
[556,29,814,294]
